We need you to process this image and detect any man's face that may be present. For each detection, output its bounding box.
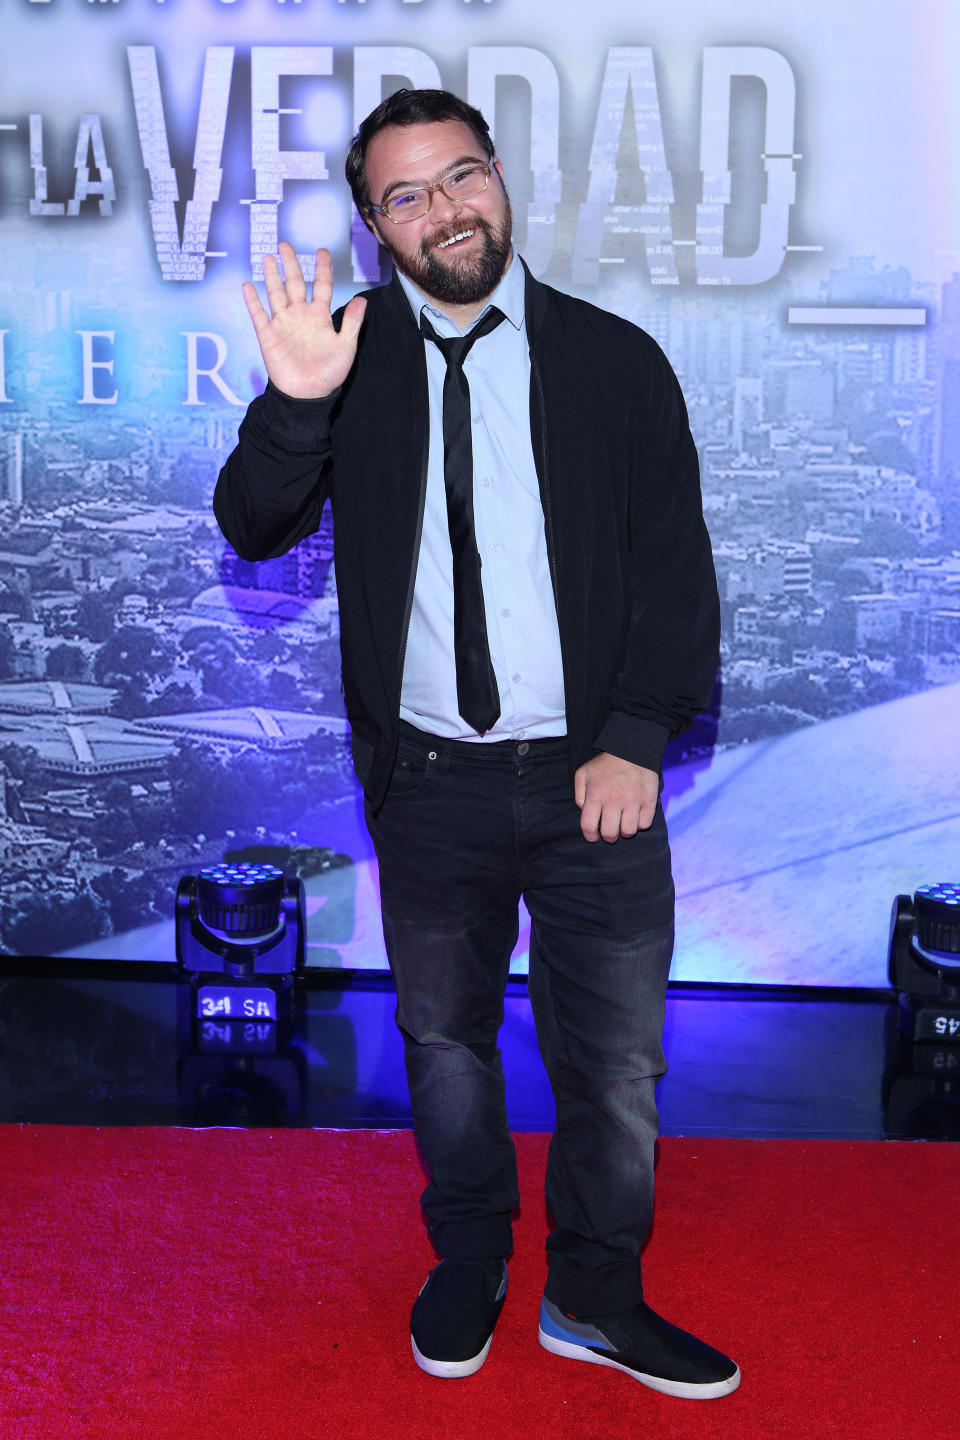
[363,119,513,307]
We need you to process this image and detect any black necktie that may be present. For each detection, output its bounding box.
[420,307,506,734]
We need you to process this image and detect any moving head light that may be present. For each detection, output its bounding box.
[889,883,960,1043]
[176,862,306,1021]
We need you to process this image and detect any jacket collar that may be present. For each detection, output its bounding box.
[519,255,548,346]
[382,266,418,326]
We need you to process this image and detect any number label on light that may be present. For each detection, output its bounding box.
[196,985,278,1022]
[200,994,232,1017]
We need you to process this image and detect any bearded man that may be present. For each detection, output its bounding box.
[214,87,739,1400]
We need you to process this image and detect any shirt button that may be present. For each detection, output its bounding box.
[501,608,510,618]
[512,672,521,683]
[491,541,502,551]
[473,413,482,423]
[481,477,493,488]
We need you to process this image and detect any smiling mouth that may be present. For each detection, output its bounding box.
[436,228,475,250]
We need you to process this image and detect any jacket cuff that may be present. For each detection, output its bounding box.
[256,381,341,450]
[593,713,671,775]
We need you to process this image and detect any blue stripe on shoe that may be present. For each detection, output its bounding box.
[539,1298,614,1352]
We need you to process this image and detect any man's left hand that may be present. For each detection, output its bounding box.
[574,752,660,843]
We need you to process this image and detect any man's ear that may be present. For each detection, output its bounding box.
[493,156,505,185]
[360,208,378,238]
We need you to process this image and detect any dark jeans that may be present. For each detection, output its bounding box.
[364,722,675,1318]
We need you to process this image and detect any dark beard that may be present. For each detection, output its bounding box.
[380,197,514,307]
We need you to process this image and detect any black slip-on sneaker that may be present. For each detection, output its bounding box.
[538,1295,740,1400]
[411,1258,508,1378]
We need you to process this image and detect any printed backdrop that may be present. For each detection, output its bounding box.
[0,0,957,983]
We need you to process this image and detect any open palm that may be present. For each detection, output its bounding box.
[242,242,367,400]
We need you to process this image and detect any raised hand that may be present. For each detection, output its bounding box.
[242,242,367,400]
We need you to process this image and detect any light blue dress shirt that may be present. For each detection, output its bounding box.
[396,254,567,742]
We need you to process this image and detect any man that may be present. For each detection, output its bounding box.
[214,88,739,1400]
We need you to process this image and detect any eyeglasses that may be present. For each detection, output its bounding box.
[369,163,492,225]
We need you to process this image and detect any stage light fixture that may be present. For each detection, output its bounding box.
[175,862,306,1023]
[889,883,960,1042]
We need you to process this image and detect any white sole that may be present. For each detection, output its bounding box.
[538,1328,741,1400]
[411,1333,493,1378]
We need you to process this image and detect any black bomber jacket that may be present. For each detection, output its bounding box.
[213,259,720,811]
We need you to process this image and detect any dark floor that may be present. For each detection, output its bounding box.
[1,958,958,1141]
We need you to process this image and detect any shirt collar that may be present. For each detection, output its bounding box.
[397,248,525,337]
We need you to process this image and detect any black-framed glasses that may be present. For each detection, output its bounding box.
[369,163,492,225]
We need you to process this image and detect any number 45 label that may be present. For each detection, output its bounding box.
[934,1016,960,1036]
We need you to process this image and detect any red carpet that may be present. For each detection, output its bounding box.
[0,1126,956,1440]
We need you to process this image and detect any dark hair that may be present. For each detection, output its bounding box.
[345,88,495,216]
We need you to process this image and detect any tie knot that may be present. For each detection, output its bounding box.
[420,306,506,369]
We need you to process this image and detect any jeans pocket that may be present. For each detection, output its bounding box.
[386,741,439,800]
